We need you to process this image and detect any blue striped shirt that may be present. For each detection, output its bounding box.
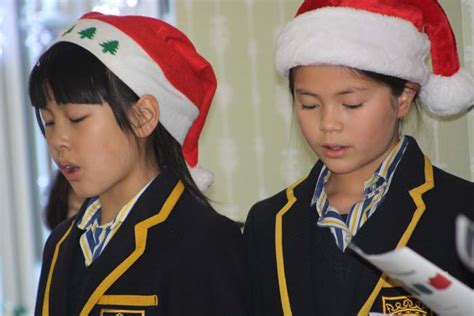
[77,178,153,266]
[311,136,409,250]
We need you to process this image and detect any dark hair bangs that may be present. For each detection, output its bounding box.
[29,42,111,109]
[29,42,139,134]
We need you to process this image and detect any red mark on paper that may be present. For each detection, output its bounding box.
[429,273,451,290]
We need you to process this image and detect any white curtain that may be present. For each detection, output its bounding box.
[0,1,166,314]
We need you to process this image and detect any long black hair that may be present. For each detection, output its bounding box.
[29,42,208,204]
[44,171,73,230]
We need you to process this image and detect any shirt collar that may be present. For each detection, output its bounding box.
[311,135,409,213]
[77,177,155,230]
[77,197,101,229]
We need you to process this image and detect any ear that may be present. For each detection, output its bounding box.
[396,82,419,118]
[130,94,160,138]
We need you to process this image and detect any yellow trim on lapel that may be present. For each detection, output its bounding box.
[42,220,75,316]
[275,176,306,316]
[358,156,434,315]
[80,181,185,316]
[98,294,158,306]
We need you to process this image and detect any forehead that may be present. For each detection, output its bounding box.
[293,65,375,88]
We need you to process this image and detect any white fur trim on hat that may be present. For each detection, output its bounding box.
[59,18,198,144]
[419,69,474,116]
[188,163,214,193]
[275,7,431,84]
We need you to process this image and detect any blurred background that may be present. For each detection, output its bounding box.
[0,0,472,314]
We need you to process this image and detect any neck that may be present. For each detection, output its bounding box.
[325,171,367,197]
[99,163,159,225]
[324,169,369,215]
[325,136,400,213]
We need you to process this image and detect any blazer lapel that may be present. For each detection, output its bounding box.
[346,172,419,312]
[75,168,184,315]
[47,221,82,316]
[353,137,432,250]
[276,162,322,315]
[351,137,435,315]
[74,211,138,312]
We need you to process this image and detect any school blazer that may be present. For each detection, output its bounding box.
[35,169,247,316]
[244,136,473,316]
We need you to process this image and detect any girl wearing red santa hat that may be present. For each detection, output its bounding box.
[244,0,473,315]
[31,12,246,316]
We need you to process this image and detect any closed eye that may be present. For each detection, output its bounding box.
[70,116,87,124]
[301,104,319,110]
[343,103,362,109]
[44,121,55,127]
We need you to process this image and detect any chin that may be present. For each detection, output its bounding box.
[71,185,98,199]
[319,159,358,175]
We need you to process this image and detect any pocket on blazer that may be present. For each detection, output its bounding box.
[100,309,145,316]
[377,287,432,315]
[98,294,158,316]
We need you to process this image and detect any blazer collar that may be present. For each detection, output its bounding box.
[273,160,322,314]
[276,136,435,315]
[45,167,184,316]
[351,135,428,253]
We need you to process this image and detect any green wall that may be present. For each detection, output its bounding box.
[175,0,473,221]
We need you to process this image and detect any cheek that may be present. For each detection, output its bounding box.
[352,107,398,144]
[96,137,135,168]
[296,111,319,141]
[82,122,134,164]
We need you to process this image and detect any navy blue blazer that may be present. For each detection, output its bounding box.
[244,137,473,315]
[35,168,247,316]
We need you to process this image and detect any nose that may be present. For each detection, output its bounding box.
[319,105,342,133]
[47,123,71,155]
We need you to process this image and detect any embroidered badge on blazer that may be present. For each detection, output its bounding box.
[382,295,432,315]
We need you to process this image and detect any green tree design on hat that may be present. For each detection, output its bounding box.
[79,27,97,39]
[100,40,119,55]
[62,25,76,36]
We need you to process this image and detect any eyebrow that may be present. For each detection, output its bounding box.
[295,87,369,97]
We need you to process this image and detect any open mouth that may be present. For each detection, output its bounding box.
[58,162,80,180]
[64,165,78,172]
[324,145,345,150]
[322,144,348,158]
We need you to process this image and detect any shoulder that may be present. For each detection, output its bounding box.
[43,215,76,252]
[244,174,314,237]
[42,197,91,255]
[172,190,245,270]
[39,215,77,284]
[432,165,473,194]
[248,188,289,221]
[246,163,321,226]
[401,137,472,208]
[429,165,473,217]
[177,189,243,242]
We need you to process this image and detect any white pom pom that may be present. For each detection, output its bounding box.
[188,164,214,192]
[420,69,474,116]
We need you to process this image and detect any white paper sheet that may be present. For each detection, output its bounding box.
[456,214,474,272]
[350,244,474,316]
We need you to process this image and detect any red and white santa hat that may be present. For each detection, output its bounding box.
[275,0,474,116]
[56,12,216,191]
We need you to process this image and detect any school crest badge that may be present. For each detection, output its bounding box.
[382,295,432,315]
